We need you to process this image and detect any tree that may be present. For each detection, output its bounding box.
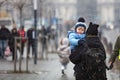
[7,0,32,28]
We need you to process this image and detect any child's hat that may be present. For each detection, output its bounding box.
[74,22,87,31]
[77,17,85,22]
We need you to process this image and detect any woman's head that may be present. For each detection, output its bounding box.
[12,28,17,33]
[86,22,99,35]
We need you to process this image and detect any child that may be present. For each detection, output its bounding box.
[68,22,87,51]
[57,37,71,75]
[68,22,88,79]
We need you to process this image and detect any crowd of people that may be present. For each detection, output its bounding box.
[0,24,57,61]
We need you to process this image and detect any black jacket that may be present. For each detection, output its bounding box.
[86,36,106,61]
[69,42,90,64]
[0,28,11,40]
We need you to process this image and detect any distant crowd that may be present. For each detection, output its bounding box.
[0,25,57,61]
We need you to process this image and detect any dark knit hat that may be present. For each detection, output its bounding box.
[75,22,87,31]
[86,22,99,35]
[77,17,85,22]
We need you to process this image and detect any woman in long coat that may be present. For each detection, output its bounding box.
[85,22,107,80]
[69,22,107,80]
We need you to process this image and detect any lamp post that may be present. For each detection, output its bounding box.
[33,0,37,64]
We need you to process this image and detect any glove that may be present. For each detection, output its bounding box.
[109,63,113,70]
[78,39,85,45]
[107,62,113,70]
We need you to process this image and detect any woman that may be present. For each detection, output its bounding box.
[69,22,107,80]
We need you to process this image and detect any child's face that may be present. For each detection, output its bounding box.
[76,26,85,34]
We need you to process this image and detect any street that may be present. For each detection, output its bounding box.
[0,53,75,80]
[0,52,120,80]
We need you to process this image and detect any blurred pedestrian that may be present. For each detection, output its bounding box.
[9,27,20,61]
[27,27,36,58]
[108,35,120,69]
[46,25,56,52]
[18,26,26,58]
[39,25,48,59]
[57,37,71,75]
[0,25,11,59]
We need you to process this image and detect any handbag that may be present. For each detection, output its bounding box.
[4,46,11,57]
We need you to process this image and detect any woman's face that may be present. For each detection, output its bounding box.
[76,26,85,34]
[13,29,17,33]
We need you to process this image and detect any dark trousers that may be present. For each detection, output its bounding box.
[27,40,36,56]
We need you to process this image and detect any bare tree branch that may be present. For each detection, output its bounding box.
[0,0,7,7]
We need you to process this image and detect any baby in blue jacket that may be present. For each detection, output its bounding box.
[68,22,87,50]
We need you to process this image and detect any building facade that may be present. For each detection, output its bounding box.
[76,0,98,23]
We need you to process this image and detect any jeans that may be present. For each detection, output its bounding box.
[0,40,8,58]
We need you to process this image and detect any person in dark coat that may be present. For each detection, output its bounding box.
[9,28,20,61]
[85,22,107,80]
[69,22,107,80]
[0,25,11,59]
[27,27,36,58]
[39,25,48,59]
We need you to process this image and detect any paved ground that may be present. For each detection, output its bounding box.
[0,53,75,80]
[0,53,120,80]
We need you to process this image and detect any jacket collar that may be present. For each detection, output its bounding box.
[87,35,98,37]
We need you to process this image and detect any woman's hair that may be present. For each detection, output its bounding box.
[60,37,70,46]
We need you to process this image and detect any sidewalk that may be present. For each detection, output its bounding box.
[1,53,119,80]
[0,53,75,80]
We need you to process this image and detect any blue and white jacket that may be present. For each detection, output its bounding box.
[68,31,86,50]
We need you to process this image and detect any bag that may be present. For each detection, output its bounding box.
[4,46,11,57]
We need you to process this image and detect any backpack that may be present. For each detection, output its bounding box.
[88,48,105,63]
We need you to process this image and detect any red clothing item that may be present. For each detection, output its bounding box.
[18,29,26,43]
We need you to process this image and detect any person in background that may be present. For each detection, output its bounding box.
[9,28,20,61]
[57,37,71,75]
[108,35,120,69]
[39,25,48,59]
[0,25,11,59]
[27,27,36,58]
[18,26,26,58]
